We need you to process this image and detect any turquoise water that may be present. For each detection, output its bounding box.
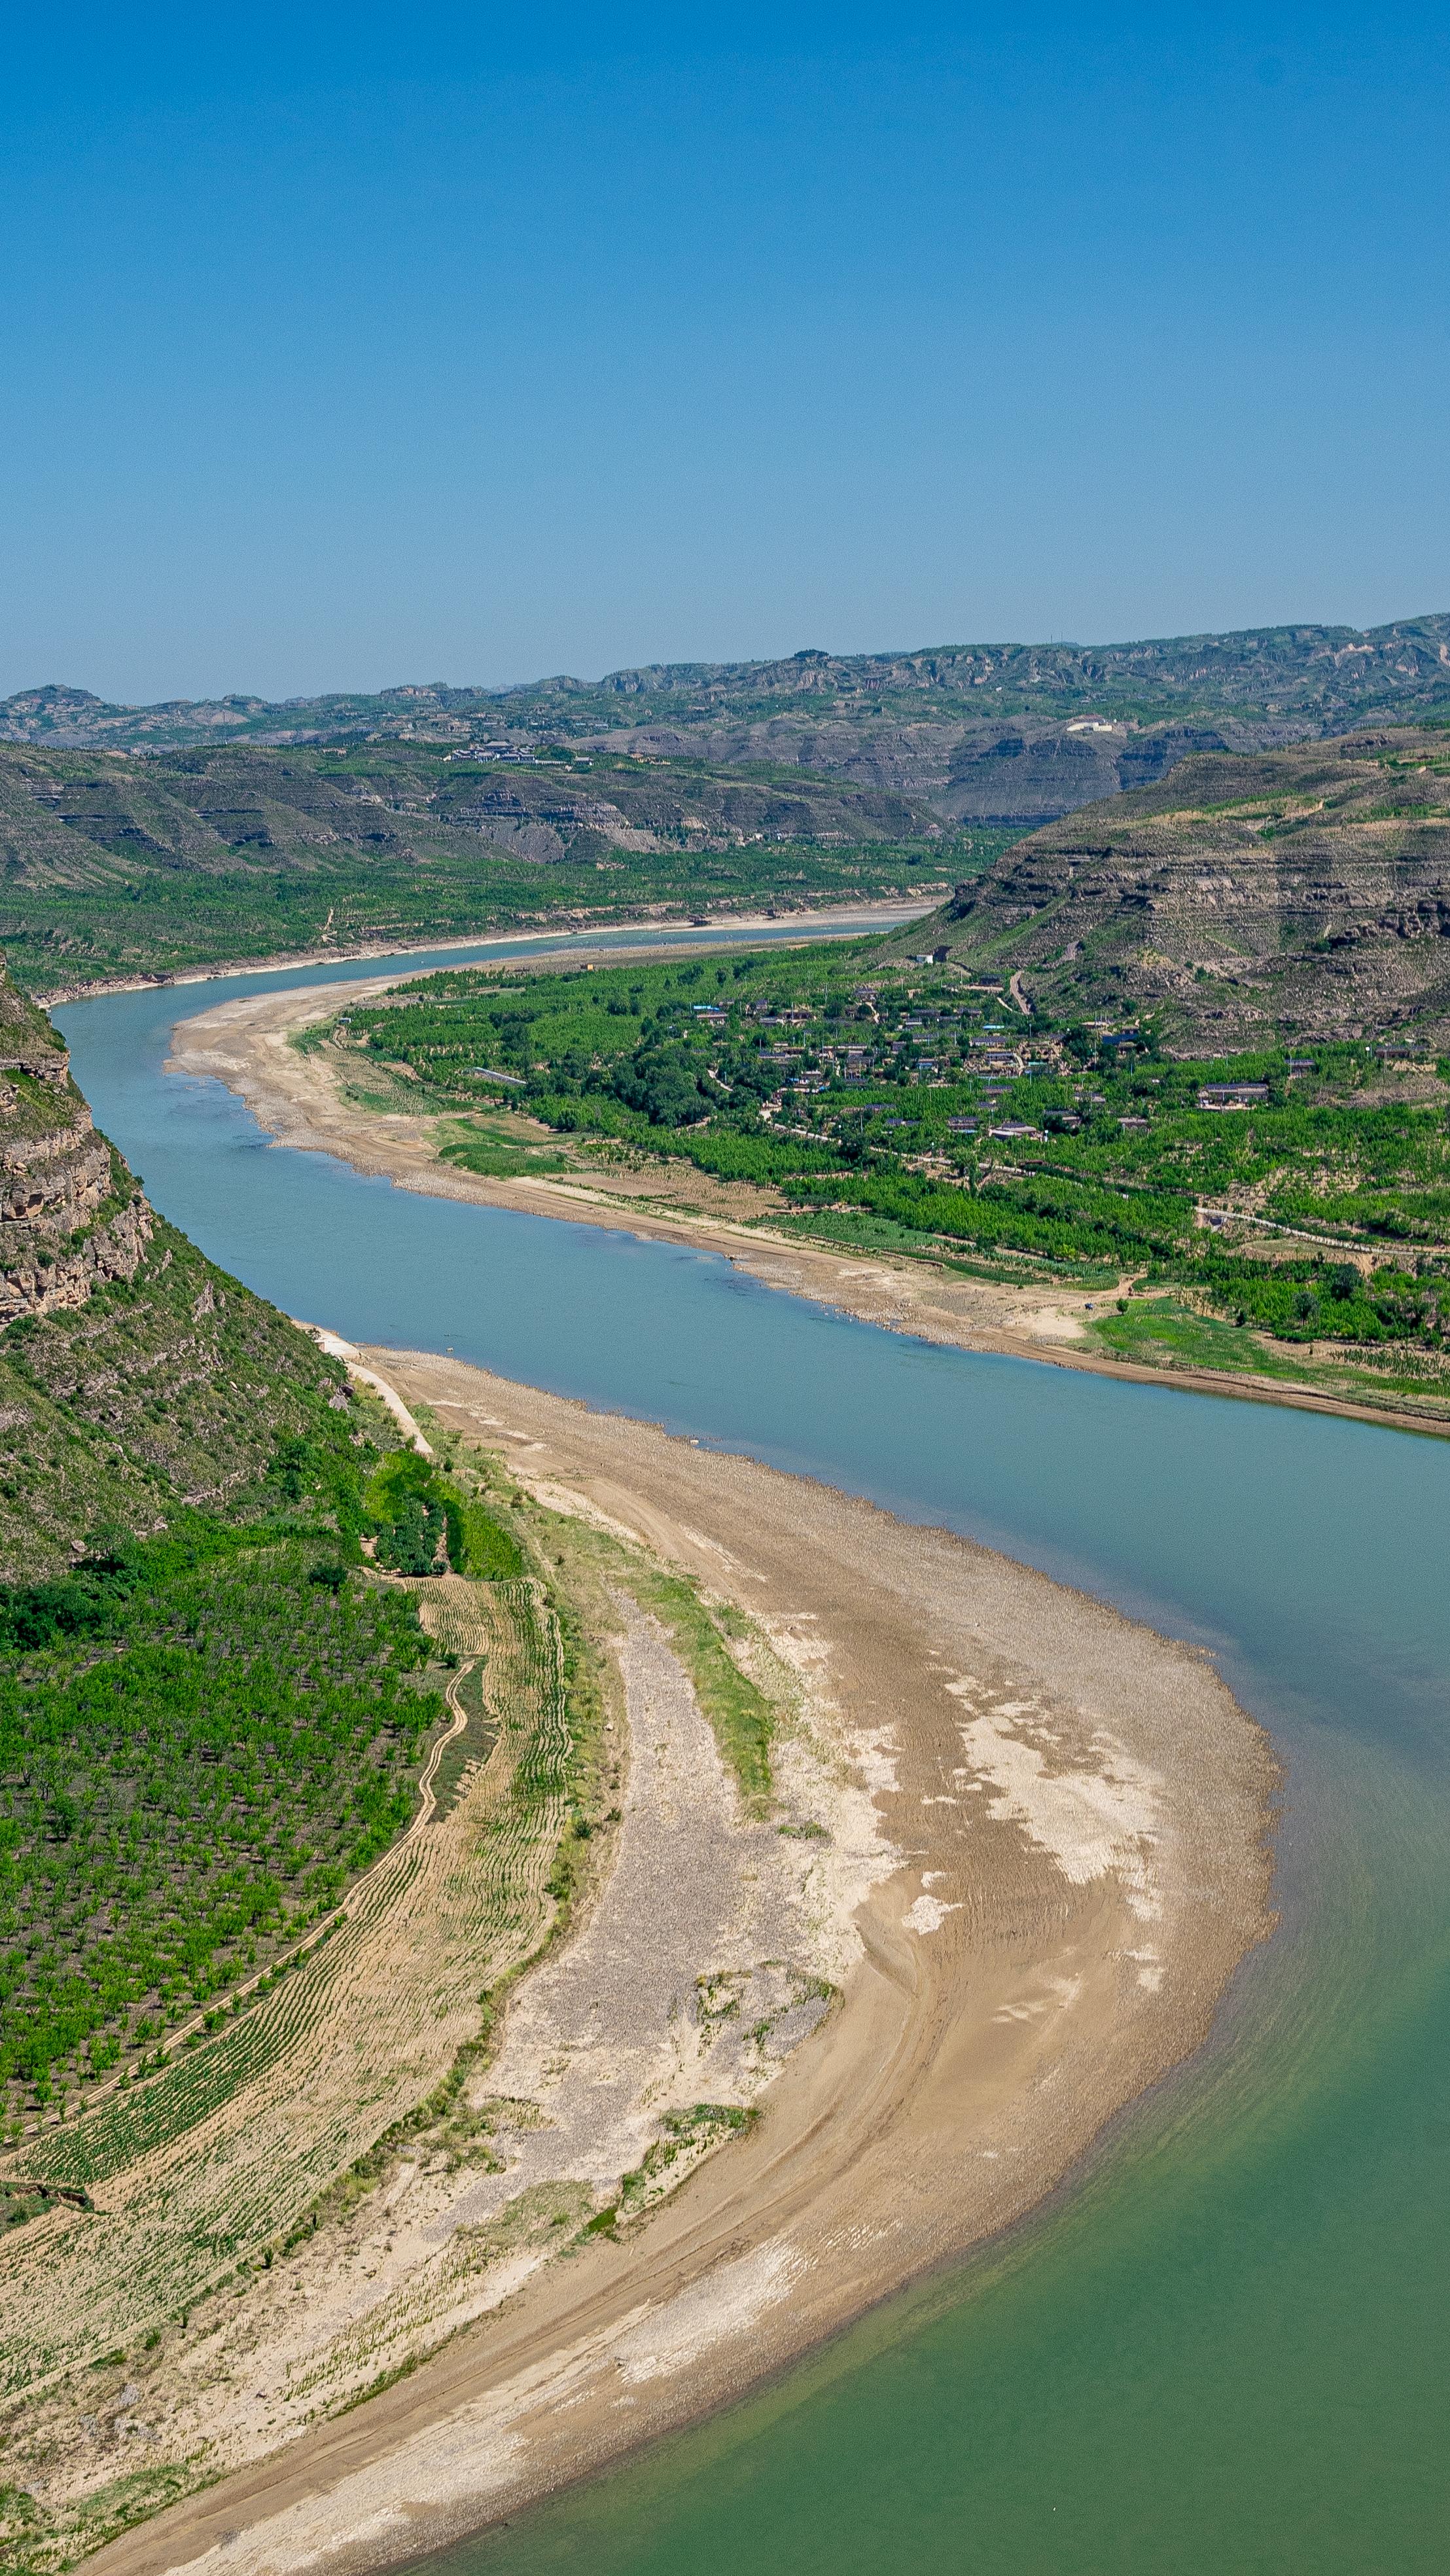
[58,942,1450,2575]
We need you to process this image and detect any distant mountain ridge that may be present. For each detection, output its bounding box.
[7,619,1448,842]
[7,612,1449,747]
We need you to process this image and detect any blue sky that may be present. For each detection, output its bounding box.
[2,3,1447,700]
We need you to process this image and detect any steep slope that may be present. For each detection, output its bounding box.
[903,728,1450,1051]
[0,959,357,1575]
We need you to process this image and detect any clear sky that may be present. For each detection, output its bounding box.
[3,2,1447,702]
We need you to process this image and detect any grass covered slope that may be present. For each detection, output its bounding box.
[0,1535,434,2110]
[0,1216,364,1577]
[0,951,447,2119]
[0,738,964,996]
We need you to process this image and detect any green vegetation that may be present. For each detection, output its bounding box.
[0,1524,438,2112]
[338,940,1450,1405]
[435,1118,574,1180]
[0,738,977,995]
[0,978,546,2127]
[0,1213,368,1579]
[626,1569,775,1812]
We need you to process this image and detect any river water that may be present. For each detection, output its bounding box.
[57,933,1450,2576]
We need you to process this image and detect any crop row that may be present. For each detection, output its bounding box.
[0,1576,571,2399]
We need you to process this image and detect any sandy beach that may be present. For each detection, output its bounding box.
[171,978,1450,1438]
[81,1350,1275,2576]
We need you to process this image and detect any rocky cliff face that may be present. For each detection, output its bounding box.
[575,713,1241,825]
[0,964,150,1325]
[0,954,358,1579]
[921,728,1450,1050]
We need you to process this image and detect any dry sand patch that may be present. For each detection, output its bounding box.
[80,1355,1274,2576]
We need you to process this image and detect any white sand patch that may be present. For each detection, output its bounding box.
[756,1615,901,1985]
[614,2241,802,2384]
[1028,1306,1088,1342]
[948,1681,1163,1920]
[158,2247,805,2569]
[164,2408,527,2576]
[903,1893,961,1935]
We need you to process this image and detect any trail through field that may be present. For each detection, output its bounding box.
[0,1577,567,2401]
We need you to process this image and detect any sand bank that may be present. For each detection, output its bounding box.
[170,980,1450,1439]
[86,1351,1274,2576]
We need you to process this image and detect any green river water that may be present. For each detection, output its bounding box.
[60,932,1450,2576]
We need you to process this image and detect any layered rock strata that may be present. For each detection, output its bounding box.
[930,728,1450,1046]
[0,963,149,1325]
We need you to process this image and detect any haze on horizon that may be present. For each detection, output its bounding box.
[2,1,1447,706]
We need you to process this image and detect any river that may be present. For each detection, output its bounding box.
[57,931,1450,2576]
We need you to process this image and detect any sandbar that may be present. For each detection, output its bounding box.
[84,1350,1275,2576]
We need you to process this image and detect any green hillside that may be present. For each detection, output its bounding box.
[0,956,524,2122]
[0,738,967,996]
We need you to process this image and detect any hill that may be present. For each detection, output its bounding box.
[0,958,367,1575]
[0,738,961,995]
[908,727,1450,1052]
[5,613,1449,836]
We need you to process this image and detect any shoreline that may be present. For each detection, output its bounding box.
[82,1351,1276,2576]
[172,980,1450,1445]
[34,895,934,1007]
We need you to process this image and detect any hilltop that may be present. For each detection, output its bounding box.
[904,727,1450,1052]
[5,613,1449,836]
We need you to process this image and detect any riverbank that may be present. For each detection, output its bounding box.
[171,980,1450,1440]
[33,897,932,1006]
[86,1350,1275,2576]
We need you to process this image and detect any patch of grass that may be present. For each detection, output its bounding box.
[438,1120,575,1181]
[1091,1295,1450,1413]
[625,1567,776,1811]
[0,2459,215,2576]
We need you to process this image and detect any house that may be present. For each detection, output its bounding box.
[989,1121,1040,1140]
[1197,1083,1269,1110]
[947,1116,978,1134]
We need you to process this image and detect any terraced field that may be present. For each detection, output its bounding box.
[0,1573,569,2403]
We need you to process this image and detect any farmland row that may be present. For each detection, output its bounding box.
[0,1575,570,2400]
